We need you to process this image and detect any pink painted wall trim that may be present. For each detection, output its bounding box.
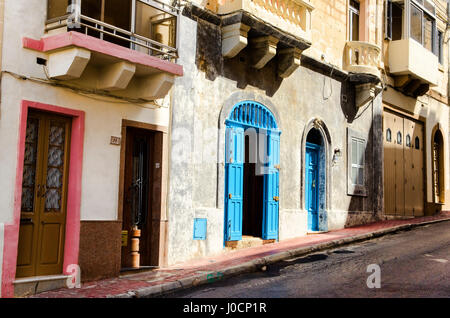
[1,101,85,298]
[23,31,183,76]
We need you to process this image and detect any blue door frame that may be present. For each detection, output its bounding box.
[224,101,280,244]
[305,142,320,232]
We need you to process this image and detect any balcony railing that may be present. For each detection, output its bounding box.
[45,0,179,61]
[212,0,314,41]
[343,41,381,79]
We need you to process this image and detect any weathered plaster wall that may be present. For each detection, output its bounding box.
[167,14,382,265]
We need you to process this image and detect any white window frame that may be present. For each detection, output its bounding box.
[347,128,367,196]
[405,0,437,53]
[349,0,360,41]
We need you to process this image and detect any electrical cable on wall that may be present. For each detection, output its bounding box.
[1,68,168,109]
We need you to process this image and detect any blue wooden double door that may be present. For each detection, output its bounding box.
[225,125,280,242]
[305,143,320,231]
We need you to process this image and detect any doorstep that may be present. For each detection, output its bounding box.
[14,275,70,297]
[120,266,159,277]
[225,236,275,250]
[307,230,329,235]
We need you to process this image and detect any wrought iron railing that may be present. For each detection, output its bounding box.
[45,10,178,60]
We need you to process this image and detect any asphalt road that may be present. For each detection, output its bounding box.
[163,220,450,298]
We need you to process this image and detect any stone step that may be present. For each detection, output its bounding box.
[14,274,70,297]
[225,236,275,250]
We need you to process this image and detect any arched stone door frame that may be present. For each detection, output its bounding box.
[301,118,332,231]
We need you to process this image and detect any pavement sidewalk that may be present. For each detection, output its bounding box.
[30,211,450,298]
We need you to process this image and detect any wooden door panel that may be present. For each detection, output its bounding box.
[38,223,62,265]
[383,109,424,217]
[36,117,70,275]
[404,118,415,216]
[16,114,45,278]
[394,114,405,216]
[383,111,396,215]
[16,223,35,267]
[306,144,319,231]
[16,112,71,278]
[412,122,424,216]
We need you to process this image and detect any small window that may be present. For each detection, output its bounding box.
[386,128,392,142]
[408,0,437,54]
[397,131,402,144]
[437,30,444,64]
[406,134,411,147]
[415,136,420,149]
[347,128,367,197]
[349,0,360,41]
[410,4,423,44]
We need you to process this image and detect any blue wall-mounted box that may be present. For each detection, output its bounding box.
[193,218,207,240]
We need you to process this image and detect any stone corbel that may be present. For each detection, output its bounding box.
[97,61,136,91]
[355,83,382,108]
[47,48,91,80]
[249,36,279,69]
[222,23,251,58]
[135,73,175,100]
[277,47,303,78]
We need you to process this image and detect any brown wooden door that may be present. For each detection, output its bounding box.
[16,111,71,278]
[121,128,155,269]
[383,111,396,215]
[383,109,424,217]
[404,118,424,216]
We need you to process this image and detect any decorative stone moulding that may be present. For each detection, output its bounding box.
[23,32,183,101]
[216,0,313,78]
[355,83,383,108]
[214,0,314,41]
[222,23,251,58]
[343,41,382,80]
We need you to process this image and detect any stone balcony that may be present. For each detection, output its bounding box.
[343,41,382,82]
[198,0,314,78]
[388,38,439,97]
[343,41,383,108]
[209,0,313,43]
[23,31,183,101]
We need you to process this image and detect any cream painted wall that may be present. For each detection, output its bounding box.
[0,0,171,222]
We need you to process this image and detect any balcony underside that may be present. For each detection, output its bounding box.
[393,75,430,98]
[185,4,311,78]
[389,39,438,97]
[23,32,183,101]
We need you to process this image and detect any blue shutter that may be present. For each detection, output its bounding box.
[262,131,280,240]
[225,126,244,241]
[306,143,319,231]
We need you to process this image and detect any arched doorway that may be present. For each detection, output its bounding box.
[302,119,330,233]
[432,127,445,205]
[224,101,280,244]
[305,128,323,231]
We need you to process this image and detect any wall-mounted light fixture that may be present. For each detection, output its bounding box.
[332,148,342,165]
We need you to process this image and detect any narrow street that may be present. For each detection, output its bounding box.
[162,221,450,298]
